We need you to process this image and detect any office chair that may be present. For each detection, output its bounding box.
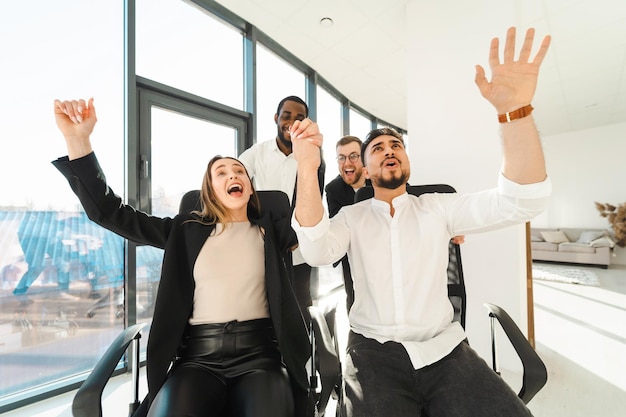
[354,184,547,404]
[308,303,342,417]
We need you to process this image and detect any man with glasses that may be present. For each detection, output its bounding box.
[325,135,369,311]
[325,136,369,219]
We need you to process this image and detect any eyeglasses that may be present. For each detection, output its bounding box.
[336,153,360,164]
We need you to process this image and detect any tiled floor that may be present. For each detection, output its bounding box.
[4,263,625,417]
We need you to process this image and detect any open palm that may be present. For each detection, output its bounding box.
[475,27,551,113]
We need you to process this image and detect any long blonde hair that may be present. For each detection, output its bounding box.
[193,156,261,227]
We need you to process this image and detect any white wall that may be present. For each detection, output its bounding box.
[533,122,626,264]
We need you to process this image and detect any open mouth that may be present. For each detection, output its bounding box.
[228,184,243,195]
[384,158,398,168]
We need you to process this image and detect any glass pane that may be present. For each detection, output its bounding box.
[316,88,347,299]
[256,43,306,143]
[0,212,125,398]
[349,108,373,140]
[136,245,163,326]
[136,0,244,110]
[135,106,239,334]
[151,107,239,217]
[0,1,124,406]
[316,86,343,188]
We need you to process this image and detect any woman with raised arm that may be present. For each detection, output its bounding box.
[52,98,313,417]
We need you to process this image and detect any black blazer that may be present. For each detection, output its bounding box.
[324,175,371,218]
[52,153,312,415]
[325,175,355,218]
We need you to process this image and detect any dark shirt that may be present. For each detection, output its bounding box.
[324,175,371,311]
[325,175,370,218]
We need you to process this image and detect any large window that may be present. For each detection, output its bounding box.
[136,0,244,110]
[133,89,248,348]
[0,1,124,407]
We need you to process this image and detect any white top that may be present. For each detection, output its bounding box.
[292,174,552,369]
[239,139,297,204]
[190,222,269,324]
[239,139,306,264]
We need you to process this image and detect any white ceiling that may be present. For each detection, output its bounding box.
[213,0,626,137]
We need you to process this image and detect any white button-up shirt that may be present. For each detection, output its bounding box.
[292,174,551,369]
[239,139,297,204]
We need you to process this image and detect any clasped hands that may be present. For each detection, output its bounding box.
[290,118,323,169]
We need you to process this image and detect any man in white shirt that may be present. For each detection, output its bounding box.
[290,27,552,416]
[239,96,325,321]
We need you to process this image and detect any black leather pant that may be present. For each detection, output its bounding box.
[147,318,294,417]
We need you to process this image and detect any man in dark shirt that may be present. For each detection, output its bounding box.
[325,135,369,311]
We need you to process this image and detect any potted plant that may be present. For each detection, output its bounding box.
[595,202,626,247]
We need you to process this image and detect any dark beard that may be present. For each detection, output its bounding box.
[372,171,408,190]
[277,130,292,150]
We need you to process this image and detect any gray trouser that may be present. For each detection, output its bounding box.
[341,332,533,417]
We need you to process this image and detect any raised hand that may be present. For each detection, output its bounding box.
[53,98,97,160]
[54,98,97,140]
[292,118,325,226]
[475,27,551,114]
[290,118,323,170]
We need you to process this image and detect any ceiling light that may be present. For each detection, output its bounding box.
[320,17,333,27]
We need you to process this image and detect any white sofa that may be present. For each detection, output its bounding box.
[530,227,615,269]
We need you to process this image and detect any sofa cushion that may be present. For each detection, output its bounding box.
[576,230,606,244]
[559,242,596,253]
[590,236,615,248]
[530,233,544,242]
[540,230,570,244]
[530,228,549,242]
[532,241,558,251]
[559,242,596,254]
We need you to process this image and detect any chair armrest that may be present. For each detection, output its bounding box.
[484,303,547,404]
[309,305,342,416]
[72,323,145,417]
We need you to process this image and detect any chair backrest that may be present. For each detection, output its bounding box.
[179,189,291,218]
[179,190,202,213]
[354,184,466,328]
